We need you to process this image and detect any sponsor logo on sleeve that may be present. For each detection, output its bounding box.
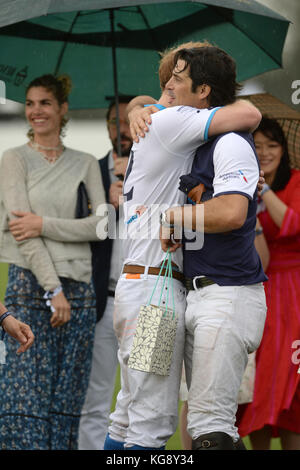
[219,170,248,183]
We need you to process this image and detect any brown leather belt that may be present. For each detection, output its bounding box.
[123,264,184,283]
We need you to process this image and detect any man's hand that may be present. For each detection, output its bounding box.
[128,105,160,143]
[9,211,43,241]
[2,315,34,353]
[109,180,124,209]
[159,225,182,253]
[50,291,71,328]
[114,157,129,178]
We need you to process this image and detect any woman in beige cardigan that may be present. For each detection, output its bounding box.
[0,74,106,449]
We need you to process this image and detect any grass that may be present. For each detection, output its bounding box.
[1,261,281,450]
[0,262,8,302]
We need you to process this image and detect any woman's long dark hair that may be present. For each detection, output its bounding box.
[254,117,291,192]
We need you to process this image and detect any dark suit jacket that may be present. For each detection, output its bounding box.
[91,152,114,322]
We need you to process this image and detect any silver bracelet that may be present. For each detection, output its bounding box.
[44,286,62,313]
[43,286,62,313]
[159,211,174,228]
[43,285,62,300]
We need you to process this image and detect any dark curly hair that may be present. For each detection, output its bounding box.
[173,46,241,107]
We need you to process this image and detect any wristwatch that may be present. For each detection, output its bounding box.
[159,211,174,228]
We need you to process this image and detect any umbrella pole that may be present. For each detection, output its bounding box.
[109,8,122,158]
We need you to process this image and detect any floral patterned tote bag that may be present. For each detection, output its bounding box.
[128,250,178,376]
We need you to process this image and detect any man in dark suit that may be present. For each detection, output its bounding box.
[79,95,134,450]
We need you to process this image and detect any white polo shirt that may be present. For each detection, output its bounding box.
[122,105,218,270]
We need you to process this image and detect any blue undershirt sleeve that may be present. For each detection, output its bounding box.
[144,104,166,111]
[204,107,222,141]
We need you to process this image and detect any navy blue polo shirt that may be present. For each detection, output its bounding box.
[182,132,267,285]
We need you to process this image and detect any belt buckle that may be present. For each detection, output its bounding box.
[192,275,205,290]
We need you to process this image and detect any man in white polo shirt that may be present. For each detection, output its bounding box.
[159,48,267,450]
[104,45,262,451]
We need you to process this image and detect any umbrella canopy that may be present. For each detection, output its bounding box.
[245,93,300,170]
[0,0,289,109]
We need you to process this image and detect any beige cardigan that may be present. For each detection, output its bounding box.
[0,144,107,291]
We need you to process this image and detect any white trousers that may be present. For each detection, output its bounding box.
[108,273,186,448]
[184,283,267,442]
[79,296,119,450]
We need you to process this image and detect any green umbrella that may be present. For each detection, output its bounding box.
[0,0,289,111]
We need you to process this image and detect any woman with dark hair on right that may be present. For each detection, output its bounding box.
[236,117,300,450]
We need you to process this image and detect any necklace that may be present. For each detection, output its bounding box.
[32,141,62,151]
[30,140,65,163]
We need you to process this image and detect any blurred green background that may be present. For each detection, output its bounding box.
[0,261,281,450]
[0,262,8,302]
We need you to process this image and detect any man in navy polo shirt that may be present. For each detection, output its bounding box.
[160,48,267,450]
[103,45,264,451]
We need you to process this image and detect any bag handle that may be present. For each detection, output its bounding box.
[147,249,175,318]
[170,254,176,317]
[164,254,175,318]
[147,248,170,307]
